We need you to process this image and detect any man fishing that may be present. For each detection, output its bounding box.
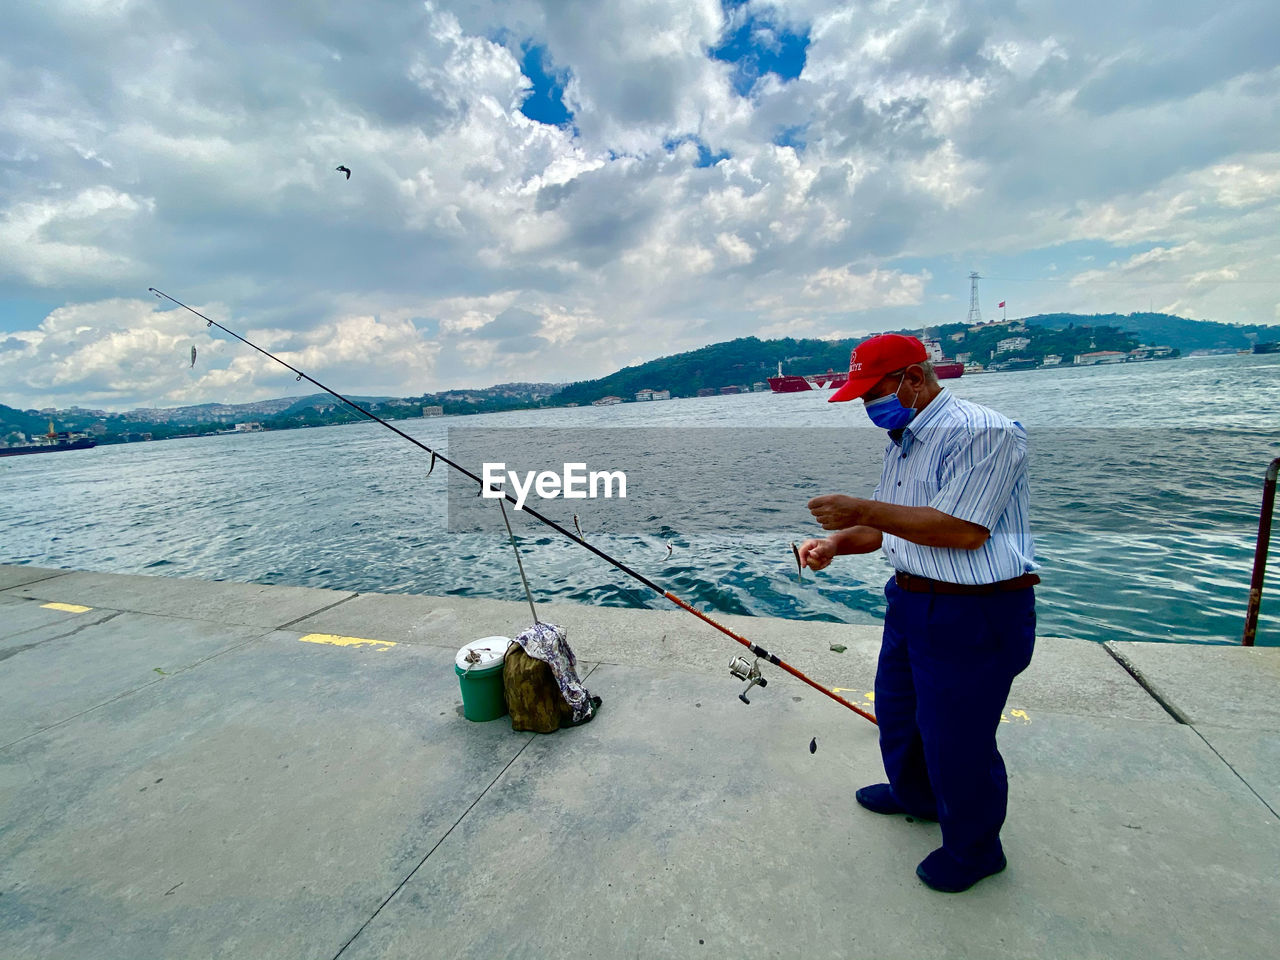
[797,333,1038,893]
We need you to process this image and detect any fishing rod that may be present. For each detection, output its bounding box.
[150,287,877,725]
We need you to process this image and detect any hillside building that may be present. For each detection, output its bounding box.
[996,336,1031,354]
[1128,346,1175,360]
[1074,351,1127,366]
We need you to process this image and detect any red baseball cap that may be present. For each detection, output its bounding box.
[828,334,928,403]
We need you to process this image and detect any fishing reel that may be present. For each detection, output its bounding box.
[728,656,768,704]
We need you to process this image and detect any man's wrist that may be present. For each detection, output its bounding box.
[829,526,874,555]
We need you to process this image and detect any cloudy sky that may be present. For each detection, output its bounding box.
[2,0,1278,411]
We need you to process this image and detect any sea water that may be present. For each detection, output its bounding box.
[3,353,1277,645]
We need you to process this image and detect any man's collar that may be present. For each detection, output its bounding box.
[889,389,950,455]
[908,387,951,433]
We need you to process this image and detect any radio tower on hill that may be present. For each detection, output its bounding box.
[966,272,983,325]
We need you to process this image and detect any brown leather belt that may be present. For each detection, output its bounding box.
[894,570,1040,595]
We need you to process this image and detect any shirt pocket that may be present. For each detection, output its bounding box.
[902,478,937,508]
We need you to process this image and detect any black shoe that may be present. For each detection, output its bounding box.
[855,783,936,821]
[916,847,1007,893]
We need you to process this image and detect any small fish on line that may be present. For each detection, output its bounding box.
[190,345,197,368]
[573,513,584,539]
[664,541,673,560]
[809,737,817,754]
[791,542,804,583]
[335,165,351,180]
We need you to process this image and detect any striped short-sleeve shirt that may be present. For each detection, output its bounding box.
[874,389,1038,585]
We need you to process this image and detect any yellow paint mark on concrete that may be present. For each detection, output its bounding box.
[42,602,92,613]
[832,688,875,702]
[298,633,395,652]
[1000,709,1031,725]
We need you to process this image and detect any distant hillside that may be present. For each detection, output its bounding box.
[1020,312,1273,351]
[936,319,1140,367]
[125,394,393,420]
[553,312,1274,403]
[277,394,391,415]
[0,402,53,440]
[5,313,1273,442]
[553,336,854,405]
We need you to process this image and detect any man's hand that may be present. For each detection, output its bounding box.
[808,494,873,531]
[797,538,836,572]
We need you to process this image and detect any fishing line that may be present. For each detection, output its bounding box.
[498,497,540,625]
[149,287,877,725]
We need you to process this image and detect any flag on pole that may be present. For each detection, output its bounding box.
[998,301,1006,308]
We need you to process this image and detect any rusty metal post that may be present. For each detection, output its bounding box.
[1243,457,1280,646]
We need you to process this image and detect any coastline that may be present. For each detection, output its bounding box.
[5,341,1273,452]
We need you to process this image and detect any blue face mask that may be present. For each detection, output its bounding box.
[864,374,918,430]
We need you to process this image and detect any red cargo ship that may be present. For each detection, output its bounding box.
[767,338,963,393]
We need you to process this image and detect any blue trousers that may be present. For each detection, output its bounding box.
[876,577,1036,865]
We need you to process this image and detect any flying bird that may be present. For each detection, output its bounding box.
[335,165,351,180]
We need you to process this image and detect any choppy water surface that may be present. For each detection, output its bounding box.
[3,354,1278,645]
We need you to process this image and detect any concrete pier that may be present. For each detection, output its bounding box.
[1,564,1277,959]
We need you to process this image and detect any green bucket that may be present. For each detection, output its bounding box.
[455,638,510,722]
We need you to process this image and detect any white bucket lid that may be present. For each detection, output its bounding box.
[456,637,511,670]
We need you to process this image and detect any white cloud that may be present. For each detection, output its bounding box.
[0,298,441,409]
[801,267,929,310]
[715,231,755,265]
[0,187,154,286]
[1,0,1278,410]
